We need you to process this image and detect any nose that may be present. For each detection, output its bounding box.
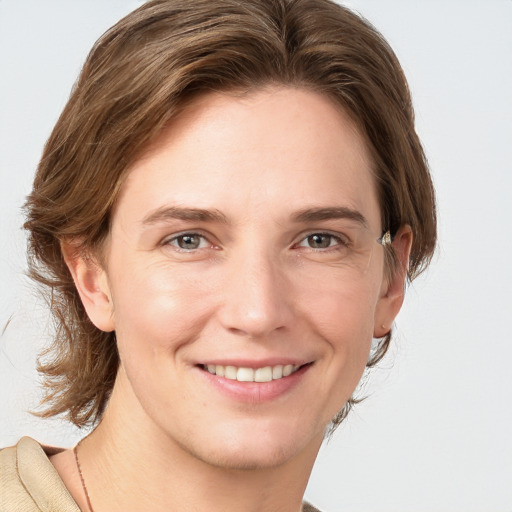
[217,246,294,339]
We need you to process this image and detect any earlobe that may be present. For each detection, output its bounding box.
[61,241,115,332]
[373,226,413,338]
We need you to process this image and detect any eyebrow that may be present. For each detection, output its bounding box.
[291,206,368,227]
[142,206,228,225]
[141,205,368,228]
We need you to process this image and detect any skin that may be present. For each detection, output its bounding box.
[52,86,411,512]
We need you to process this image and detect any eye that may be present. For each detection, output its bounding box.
[166,233,210,251]
[298,233,346,250]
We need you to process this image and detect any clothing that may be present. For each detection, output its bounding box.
[1,437,321,512]
[0,437,80,512]
[302,503,321,512]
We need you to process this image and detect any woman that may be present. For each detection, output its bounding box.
[0,0,436,511]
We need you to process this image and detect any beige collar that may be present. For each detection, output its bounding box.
[15,436,81,512]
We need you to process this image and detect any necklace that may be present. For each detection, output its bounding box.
[73,442,96,512]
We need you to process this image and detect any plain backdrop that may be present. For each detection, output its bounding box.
[1,1,511,511]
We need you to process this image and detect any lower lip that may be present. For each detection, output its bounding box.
[196,364,311,403]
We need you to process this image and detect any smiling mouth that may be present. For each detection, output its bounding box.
[201,363,310,383]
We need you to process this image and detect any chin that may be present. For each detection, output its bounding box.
[175,416,326,471]
[203,447,291,471]
[191,442,303,472]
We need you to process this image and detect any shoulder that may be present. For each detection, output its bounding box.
[303,502,324,512]
[0,437,80,512]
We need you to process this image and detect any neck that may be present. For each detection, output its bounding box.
[77,374,322,512]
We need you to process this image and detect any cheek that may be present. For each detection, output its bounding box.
[109,261,218,358]
[293,281,379,425]
[300,275,379,375]
[302,272,379,333]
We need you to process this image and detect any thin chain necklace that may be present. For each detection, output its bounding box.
[73,442,96,512]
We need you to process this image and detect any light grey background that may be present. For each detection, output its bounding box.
[1,1,511,511]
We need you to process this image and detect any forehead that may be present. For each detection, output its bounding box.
[115,86,380,229]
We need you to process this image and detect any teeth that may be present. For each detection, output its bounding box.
[225,366,237,380]
[254,366,272,382]
[283,364,294,377]
[205,363,300,382]
[272,365,283,379]
[237,367,254,382]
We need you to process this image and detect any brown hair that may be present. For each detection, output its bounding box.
[24,0,436,428]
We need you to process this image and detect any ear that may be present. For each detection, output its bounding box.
[373,226,413,338]
[61,241,115,332]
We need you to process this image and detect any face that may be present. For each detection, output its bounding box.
[76,87,403,470]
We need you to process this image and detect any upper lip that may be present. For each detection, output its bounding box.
[196,358,313,369]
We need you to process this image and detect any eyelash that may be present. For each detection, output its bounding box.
[295,232,349,251]
[163,231,350,253]
[164,232,214,251]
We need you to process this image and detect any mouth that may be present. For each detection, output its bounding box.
[200,363,310,383]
